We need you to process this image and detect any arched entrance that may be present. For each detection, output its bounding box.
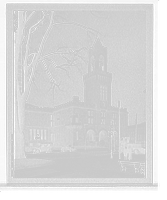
[86,129,96,147]
[99,130,108,147]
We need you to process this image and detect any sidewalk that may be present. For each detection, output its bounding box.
[26,148,109,154]
[14,158,55,171]
[15,153,143,178]
[14,155,145,178]
[52,171,143,178]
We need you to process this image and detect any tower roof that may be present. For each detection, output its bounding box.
[93,34,103,49]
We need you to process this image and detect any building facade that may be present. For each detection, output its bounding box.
[24,104,53,153]
[126,121,146,148]
[25,35,128,147]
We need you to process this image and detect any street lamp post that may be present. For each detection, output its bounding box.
[83,124,88,151]
[114,134,115,152]
[112,118,116,152]
[118,102,121,160]
[107,127,115,159]
[85,131,86,151]
[110,131,113,159]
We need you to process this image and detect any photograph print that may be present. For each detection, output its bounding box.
[6,3,155,187]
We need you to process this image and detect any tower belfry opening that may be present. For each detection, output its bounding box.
[93,34,103,49]
[83,38,112,109]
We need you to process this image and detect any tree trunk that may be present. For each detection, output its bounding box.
[14,11,26,159]
[14,69,26,159]
[15,93,26,159]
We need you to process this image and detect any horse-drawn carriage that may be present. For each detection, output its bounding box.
[31,141,53,153]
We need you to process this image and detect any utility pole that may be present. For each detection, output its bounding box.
[85,135,86,150]
[118,100,121,159]
[135,114,138,144]
[84,125,87,150]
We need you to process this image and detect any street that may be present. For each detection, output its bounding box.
[14,152,145,178]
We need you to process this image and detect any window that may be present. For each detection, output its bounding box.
[55,118,60,126]
[50,115,53,126]
[33,129,36,140]
[76,132,79,140]
[100,86,108,101]
[29,129,33,141]
[101,112,106,117]
[88,133,94,141]
[111,120,114,126]
[41,129,43,140]
[51,134,55,142]
[101,112,106,124]
[110,117,117,126]
[88,110,93,116]
[101,119,105,125]
[44,130,47,140]
[114,120,117,126]
[88,118,94,124]
[113,113,116,118]
[88,110,94,124]
[104,86,107,101]
[99,55,105,71]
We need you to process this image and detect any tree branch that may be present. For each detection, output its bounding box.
[24,11,27,22]
[42,58,75,70]
[41,59,64,93]
[24,11,35,24]
[25,11,54,101]
[24,12,48,91]
[24,29,31,68]
[36,11,54,59]
[31,12,50,33]
[39,47,85,60]
[53,21,100,37]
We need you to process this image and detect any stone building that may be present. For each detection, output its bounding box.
[25,35,128,147]
[24,104,53,149]
[126,122,146,148]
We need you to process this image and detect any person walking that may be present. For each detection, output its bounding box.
[128,145,132,161]
[124,146,128,160]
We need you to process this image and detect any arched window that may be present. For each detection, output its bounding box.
[90,56,95,72]
[99,55,105,71]
[87,130,95,141]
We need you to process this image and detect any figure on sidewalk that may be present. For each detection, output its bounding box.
[124,146,128,160]
[128,145,132,160]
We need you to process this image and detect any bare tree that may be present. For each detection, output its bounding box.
[14,10,98,159]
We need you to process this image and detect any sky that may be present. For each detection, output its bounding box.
[28,9,147,125]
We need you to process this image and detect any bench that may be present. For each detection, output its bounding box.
[118,160,145,177]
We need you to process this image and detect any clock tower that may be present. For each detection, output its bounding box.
[83,38,112,109]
